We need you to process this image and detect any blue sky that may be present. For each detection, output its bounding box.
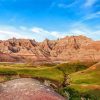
[0,0,100,41]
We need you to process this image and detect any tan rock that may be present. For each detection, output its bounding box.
[0,35,100,62]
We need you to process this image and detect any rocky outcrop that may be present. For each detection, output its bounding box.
[0,52,24,62]
[0,35,100,62]
[0,78,66,100]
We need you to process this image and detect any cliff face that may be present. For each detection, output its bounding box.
[0,35,100,62]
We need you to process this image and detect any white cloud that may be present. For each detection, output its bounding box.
[93,30,100,35]
[72,11,100,27]
[32,27,48,33]
[0,30,27,40]
[19,26,27,31]
[67,24,100,40]
[84,0,97,7]
[0,25,66,41]
[0,30,20,37]
[84,11,100,20]
[31,27,66,39]
[0,25,29,40]
[0,25,99,41]
[58,1,77,8]
[50,31,65,38]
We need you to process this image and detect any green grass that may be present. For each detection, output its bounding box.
[66,62,100,99]
[0,63,35,68]
[0,62,100,99]
[0,65,63,82]
[0,62,99,83]
[70,63,100,85]
[69,84,100,99]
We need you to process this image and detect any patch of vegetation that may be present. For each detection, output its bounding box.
[0,66,63,82]
[0,68,17,75]
[55,62,87,87]
[40,63,57,67]
[0,62,100,99]
[56,62,87,74]
[70,64,100,85]
[57,87,98,100]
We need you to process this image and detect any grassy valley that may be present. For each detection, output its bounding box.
[0,62,100,99]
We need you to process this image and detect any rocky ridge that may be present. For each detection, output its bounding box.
[0,35,100,62]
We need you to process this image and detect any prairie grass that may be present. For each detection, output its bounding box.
[0,62,100,98]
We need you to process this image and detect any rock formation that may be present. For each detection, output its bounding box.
[0,35,100,62]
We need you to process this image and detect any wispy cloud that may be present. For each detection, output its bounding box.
[84,0,97,7]
[0,25,30,40]
[0,25,99,41]
[58,1,77,8]
[67,23,100,40]
[0,30,21,38]
[31,26,100,41]
[84,11,100,20]
[31,27,66,39]
[72,11,100,27]
[0,25,66,41]
[49,0,78,9]
[19,26,28,31]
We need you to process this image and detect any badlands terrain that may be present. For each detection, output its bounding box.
[0,35,100,63]
[0,35,100,100]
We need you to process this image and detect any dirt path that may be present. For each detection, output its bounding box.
[0,78,66,100]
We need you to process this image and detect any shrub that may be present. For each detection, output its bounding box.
[56,87,98,100]
[56,87,81,99]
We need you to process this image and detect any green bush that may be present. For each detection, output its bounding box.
[81,93,97,100]
[56,87,98,100]
[56,62,87,74]
[56,87,81,99]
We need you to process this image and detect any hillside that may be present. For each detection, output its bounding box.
[69,62,100,99]
[0,35,100,62]
[71,62,100,85]
[0,62,100,99]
